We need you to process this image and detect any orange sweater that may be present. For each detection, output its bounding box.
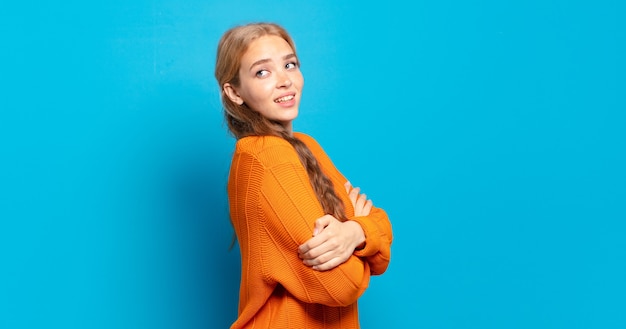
[228,132,393,329]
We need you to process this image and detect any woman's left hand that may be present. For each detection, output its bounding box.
[298,214,365,271]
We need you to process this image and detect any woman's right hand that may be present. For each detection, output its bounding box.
[345,181,372,217]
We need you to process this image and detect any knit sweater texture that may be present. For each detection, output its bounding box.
[228,132,393,329]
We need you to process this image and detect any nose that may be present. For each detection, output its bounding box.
[276,70,292,88]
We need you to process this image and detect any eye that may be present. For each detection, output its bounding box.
[285,62,298,70]
[256,69,269,78]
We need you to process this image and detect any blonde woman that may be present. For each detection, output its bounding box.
[215,22,393,329]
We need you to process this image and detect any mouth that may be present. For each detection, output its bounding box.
[274,95,295,103]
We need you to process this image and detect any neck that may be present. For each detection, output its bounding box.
[283,121,293,136]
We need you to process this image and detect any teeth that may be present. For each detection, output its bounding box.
[275,95,294,103]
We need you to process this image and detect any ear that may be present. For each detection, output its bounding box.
[223,83,244,105]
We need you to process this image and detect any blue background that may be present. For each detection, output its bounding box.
[1,1,624,328]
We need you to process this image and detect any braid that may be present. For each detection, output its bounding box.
[280,132,347,221]
[226,106,347,221]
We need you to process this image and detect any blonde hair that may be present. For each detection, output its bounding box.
[215,22,346,221]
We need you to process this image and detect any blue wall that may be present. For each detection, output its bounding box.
[1,1,624,328]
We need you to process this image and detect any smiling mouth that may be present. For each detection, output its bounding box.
[274,95,294,103]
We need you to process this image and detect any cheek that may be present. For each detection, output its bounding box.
[241,81,274,106]
[294,73,304,89]
[240,80,262,98]
[261,81,279,100]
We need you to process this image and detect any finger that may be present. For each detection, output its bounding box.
[313,261,338,271]
[298,217,333,256]
[299,222,342,260]
[348,187,360,205]
[303,244,340,266]
[313,214,332,236]
[298,233,325,256]
[344,181,352,193]
[313,254,351,271]
[356,193,367,209]
[363,199,373,215]
[299,236,333,261]
[302,248,333,266]
[353,193,367,216]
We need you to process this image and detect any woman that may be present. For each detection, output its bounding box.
[215,22,393,329]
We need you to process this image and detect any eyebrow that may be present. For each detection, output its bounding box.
[249,53,297,71]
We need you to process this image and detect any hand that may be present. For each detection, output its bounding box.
[345,181,372,217]
[298,214,365,271]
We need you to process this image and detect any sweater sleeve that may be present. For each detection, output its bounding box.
[350,207,393,275]
[237,137,371,307]
[294,133,393,276]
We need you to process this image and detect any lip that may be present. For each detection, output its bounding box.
[274,92,297,107]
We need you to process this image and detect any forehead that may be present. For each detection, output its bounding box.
[241,35,294,64]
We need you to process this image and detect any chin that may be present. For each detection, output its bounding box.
[280,110,299,122]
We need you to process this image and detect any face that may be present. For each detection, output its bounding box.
[223,35,304,132]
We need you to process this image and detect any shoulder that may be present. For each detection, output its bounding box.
[294,132,344,180]
[293,132,324,153]
[234,135,300,167]
[293,132,330,158]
